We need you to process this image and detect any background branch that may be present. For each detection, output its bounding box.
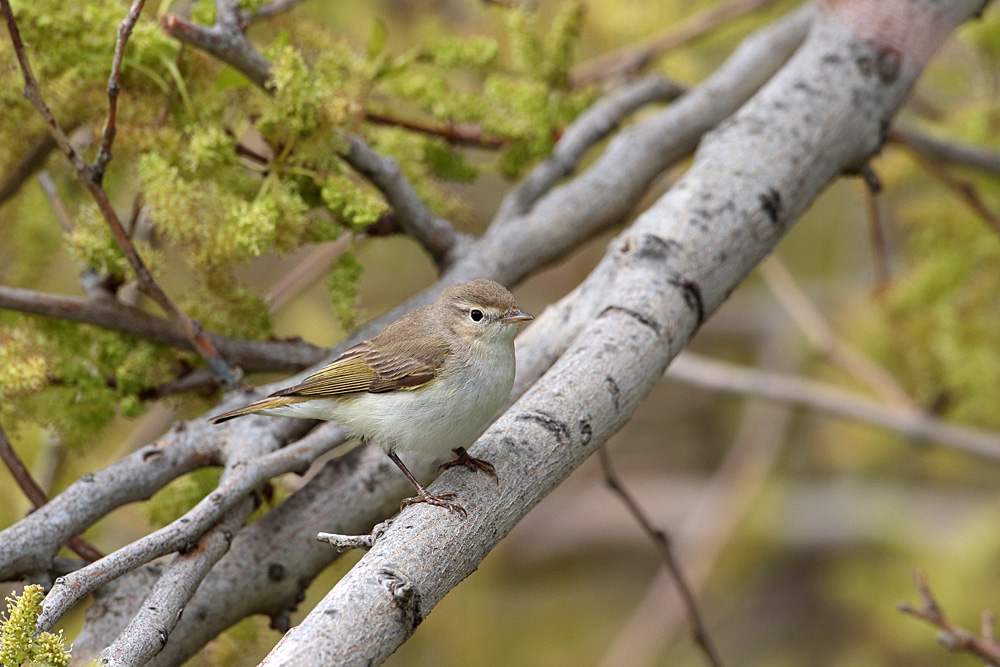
[899,570,1000,666]
[0,422,104,564]
[597,446,723,667]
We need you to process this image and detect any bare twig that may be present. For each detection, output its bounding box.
[1,0,243,388]
[571,0,781,87]
[666,352,1000,463]
[364,112,508,150]
[858,165,891,289]
[758,256,918,408]
[0,132,57,207]
[93,0,147,179]
[898,140,1000,236]
[36,171,75,233]
[891,126,1000,177]
[0,285,327,373]
[497,74,686,221]
[0,422,104,563]
[246,0,310,22]
[601,339,793,667]
[316,520,392,553]
[899,570,1000,666]
[598,446,723,667]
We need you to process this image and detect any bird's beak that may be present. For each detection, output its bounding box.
[502,311,534,324]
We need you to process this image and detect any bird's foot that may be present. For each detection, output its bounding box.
[400,489,467,517]
[438,447,498,483]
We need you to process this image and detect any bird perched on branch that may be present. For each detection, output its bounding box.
[212,279,533,515]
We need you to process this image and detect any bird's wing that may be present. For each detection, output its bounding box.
[269,339,450,398]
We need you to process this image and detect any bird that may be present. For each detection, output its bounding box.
[211,279,533,515]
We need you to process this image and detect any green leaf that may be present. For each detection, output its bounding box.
[368,18,389,61]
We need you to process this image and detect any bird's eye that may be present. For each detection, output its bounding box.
[470,309,484,322]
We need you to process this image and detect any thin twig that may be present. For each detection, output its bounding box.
[0,284,327,373]
[571,0,781,87]
[316,520,392,553]
[0,132,58,207]
[758,256,918,408]
[898,570,1000,666]
[666,352,1000,463]
[0,422,104,563]
[93,0,147,180]
[36,171,75,233]
[246,0,309,22]
[891,126,1000,178]
[364,111,508,149]
[858,164,891,290]
[897,140,1000,236]
[497,74,686,221]
[597,446,723,667]
[2,0,243,388]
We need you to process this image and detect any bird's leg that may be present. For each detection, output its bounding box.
[387,451,466,516]
[438,447,498,483]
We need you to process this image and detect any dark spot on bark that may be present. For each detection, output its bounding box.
[516,410,571,447]
[822,52,842,64]
[598,305,662,336]
[634,234,677,261]
[877,46,900,83]
[141,447,162,461]
[81,473,95,483]
[268,563,285,582]
[759,188,782,223]
[670,278,705,326]
[172,421,187,433]
[856,54,874,76]
[579,420,593,446]
[605,376,620,412]
[620,238,632,252]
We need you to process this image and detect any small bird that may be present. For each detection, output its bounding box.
[212,279,532,514]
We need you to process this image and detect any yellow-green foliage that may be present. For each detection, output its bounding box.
[854,23,1000,432]
[141,467,223,529]
[325,250,364,331]
[0,0,589,446]
[0,585,71,667]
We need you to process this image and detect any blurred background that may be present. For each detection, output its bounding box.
[2,0,1000,665]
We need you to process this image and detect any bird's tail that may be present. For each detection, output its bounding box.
[210,396,299,423]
